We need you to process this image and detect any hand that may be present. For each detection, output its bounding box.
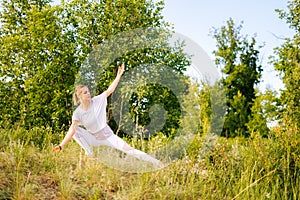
[117,63,125,77]
[52,145,62,153]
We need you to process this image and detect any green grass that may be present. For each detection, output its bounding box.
[0,126,299,200]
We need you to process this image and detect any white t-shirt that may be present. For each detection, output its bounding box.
[72,91,108,133]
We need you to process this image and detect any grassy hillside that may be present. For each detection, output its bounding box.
[0,126,299,200]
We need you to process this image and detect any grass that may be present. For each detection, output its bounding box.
[0,125,299,200]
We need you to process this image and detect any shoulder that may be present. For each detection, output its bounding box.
[72,107,82,121]
[73,106,81,114]
[93,91,107,102]
[72,105,85,117]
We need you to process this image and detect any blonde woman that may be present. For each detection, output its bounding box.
[52,64,163,167]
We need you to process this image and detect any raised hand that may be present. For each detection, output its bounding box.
[117,63,125,77]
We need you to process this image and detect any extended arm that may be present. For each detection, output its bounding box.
[105,63,124,97]
[52,120,79,152]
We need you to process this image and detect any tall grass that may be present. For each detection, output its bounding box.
[0,125,299,199]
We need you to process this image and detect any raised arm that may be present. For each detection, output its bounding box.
[52,120,79,152]
[105,63,124,97]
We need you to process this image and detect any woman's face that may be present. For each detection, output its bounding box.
[79,87,91,102]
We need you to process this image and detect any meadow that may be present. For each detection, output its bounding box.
[0,125,299,200]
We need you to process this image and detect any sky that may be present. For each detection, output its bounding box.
[48,0,294,91]
[161,0,295,91]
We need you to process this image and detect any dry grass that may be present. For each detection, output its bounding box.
[0,126,299,200]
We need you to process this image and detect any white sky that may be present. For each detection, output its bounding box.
[161,0,295,91]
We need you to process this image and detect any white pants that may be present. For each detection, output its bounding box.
[72,127,161,166]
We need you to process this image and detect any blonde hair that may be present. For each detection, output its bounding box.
[73,85,88,106]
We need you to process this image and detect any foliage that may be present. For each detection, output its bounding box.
[272,1,300,130]
[0,0,83,130]
[246,89,280,137]
[179,79,202,136]
[211,18,263,137]
[0,0,190,138]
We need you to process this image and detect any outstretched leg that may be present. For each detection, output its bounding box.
[106,134,163,167]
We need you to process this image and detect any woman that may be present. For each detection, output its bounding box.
[52,64,163,168]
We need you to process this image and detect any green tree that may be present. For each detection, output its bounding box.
[180,79,226,137]
[211,18,263,137]
[68,0,190,137]
[0,1,81,130]
[0,0,190,137]
[180,79,201,135]
[246,89,279,137]
[272,1,300,130]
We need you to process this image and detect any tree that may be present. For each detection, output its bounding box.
[66,0,190,137]
[211,18,263,137]
[246,89,279,137]
[0,1,82,130]
[180,78,226,137]
[0,0,191,137]
[272,1,300,130]
[179,79,201,135]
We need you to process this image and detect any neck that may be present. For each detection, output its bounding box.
[81,100,90,110]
